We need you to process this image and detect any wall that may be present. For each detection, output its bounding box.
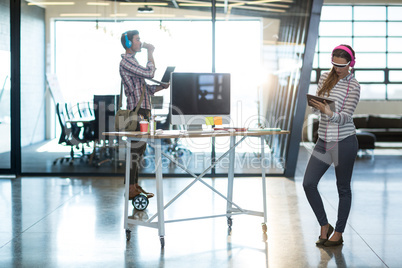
[20,1,46,146]
[0,0,10,51]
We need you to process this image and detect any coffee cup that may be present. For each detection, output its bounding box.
[139,121,149,133]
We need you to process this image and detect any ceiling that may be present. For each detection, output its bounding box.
[27,0,300,19]
[116,0,297,18]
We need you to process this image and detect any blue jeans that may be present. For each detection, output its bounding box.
[303,135,358,233]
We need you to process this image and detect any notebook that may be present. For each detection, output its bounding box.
[146,66,175,85]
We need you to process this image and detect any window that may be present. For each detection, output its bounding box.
[311,5,402,100]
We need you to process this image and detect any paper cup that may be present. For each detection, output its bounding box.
[139,121,149,133]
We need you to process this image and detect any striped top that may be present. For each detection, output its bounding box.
[119,53,158,111]
[315,72,361,142]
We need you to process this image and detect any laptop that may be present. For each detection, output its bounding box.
[146,66,175,85]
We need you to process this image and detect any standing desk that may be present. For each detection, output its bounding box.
[103,129,289,248]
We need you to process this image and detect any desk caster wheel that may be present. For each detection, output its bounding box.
[160,236,165,248]
[132,193,149,211]
[126,229,131,241]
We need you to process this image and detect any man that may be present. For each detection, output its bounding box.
[119,30,169,199]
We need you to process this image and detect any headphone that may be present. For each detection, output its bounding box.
[124,32,132,49]
[332,45,355,67]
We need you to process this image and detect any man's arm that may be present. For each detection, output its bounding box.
[143,42,155,66]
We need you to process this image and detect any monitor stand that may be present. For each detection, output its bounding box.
[186,124,203,132]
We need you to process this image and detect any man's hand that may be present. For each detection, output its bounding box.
[142,42,155,53]
[142,42,155,65]
[156,83,170,92]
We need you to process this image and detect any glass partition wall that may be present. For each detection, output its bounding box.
[18,0,319,177]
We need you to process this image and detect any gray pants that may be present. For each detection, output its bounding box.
[303,135,358,233]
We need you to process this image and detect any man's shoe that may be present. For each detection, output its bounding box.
[129,184,142,200]
[316,224,334,245]
[135,183,154,198]
[324,237,343,247]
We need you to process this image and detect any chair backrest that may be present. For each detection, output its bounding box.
[64,103,82,120]
[93,95,118,140]
[55,103,68,144]
[77,101,94,118]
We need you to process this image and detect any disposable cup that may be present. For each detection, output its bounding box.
[139,121,148,133]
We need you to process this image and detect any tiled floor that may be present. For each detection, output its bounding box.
[0,146,401,268]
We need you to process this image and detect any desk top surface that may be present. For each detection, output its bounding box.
[103,129,289,139]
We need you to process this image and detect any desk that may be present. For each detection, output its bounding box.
[104,129,289,248]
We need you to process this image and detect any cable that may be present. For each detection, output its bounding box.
[324,73,353,151]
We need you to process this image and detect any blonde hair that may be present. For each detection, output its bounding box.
[318,68,338,97]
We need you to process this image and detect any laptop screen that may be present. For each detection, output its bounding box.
[161,66,175,83]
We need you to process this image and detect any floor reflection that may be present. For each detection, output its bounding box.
[317,245,347,268]
[1,147,402,267]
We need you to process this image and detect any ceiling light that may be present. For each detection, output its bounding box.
[178,3,226,7]
[119,2,168,6]
[60,13,102,17]
[231,5,286,12]
[28,1,75,6]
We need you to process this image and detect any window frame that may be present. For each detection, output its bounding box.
[311,5,402,101]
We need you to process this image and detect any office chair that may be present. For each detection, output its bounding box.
[53,103,85,165]
[90,95,122,167]
[77,101,96,144]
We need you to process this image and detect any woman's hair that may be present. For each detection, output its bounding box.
[318,44,355,97]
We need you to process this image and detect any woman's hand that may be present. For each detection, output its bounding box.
[309,99,333,117]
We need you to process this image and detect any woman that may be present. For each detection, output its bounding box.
[303,45,360,247]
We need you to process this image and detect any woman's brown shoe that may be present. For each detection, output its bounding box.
[316,224,334,245]
[324,237,343,247]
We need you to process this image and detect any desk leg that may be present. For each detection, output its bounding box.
[226,135,236,230]
[261,136,268,233]
[154,139,165,248]
[124,140,131,240]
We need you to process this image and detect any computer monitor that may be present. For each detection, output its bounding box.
[170,72,231,130]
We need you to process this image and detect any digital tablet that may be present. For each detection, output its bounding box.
[307,94,335,111]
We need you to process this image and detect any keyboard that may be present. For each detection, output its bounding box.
[181,130,214,135]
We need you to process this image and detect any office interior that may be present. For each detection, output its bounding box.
[1,0,402,267]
